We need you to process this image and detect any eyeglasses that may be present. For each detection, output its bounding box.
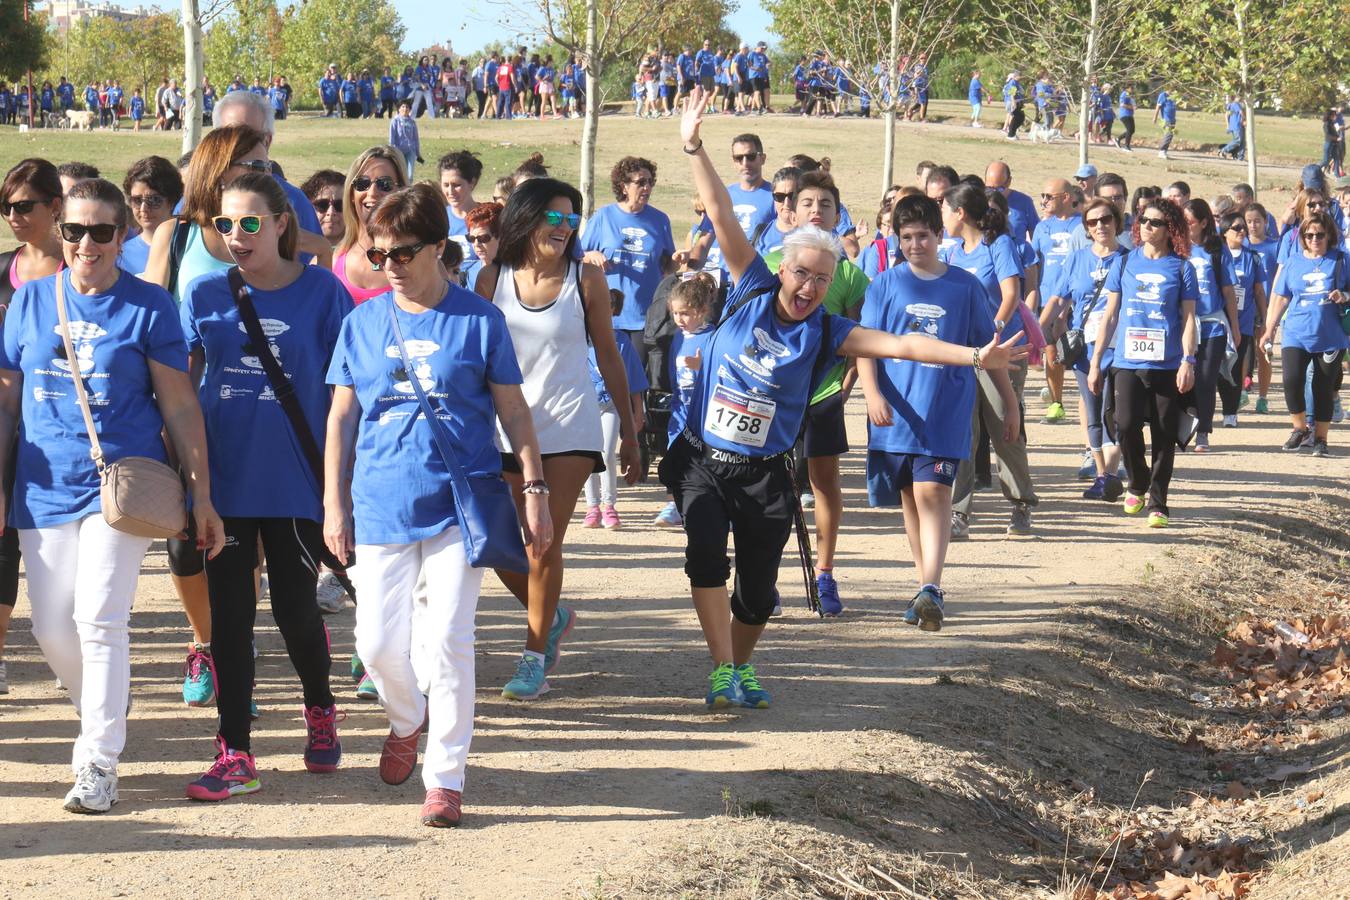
[313,198,343,214]
[366,242,427,269]
[352,175,396,193]
[543,210,581,229]
[1307,200,1327,209]
[627,177,654,188]
[212,213,277,235]
[772,191,793,203]
[1138,216,1169,229]
[1303,231,1328,241]
[1099,193,1126,204]
[1227,224,1247,233]
[1039,192,1064,202]
[59,222,118,243]
[468,232,493,244]
[731,153,761,164]
[231,159,272,174]
[1084,216,1114,228]
[128,194,165,210]
[787,267,831,289]
[1,198,49,216]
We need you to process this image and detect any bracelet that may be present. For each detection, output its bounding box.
[521,480,550,495]
[682,139,703,155]
[1182,355,1197,365]
[972,346,984,370]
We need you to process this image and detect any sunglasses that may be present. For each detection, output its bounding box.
[2,198,49,216]
[1084,215,1114,228]
[366,242,427,269]
[1138,216,1169,229]
[313,198,343,214]
[1039,192,1064,202]
[59,222,118,244]
[231,159,272,174]
[1099,194,1126,204]
[468,232,493,244]
[1307,201,1327,209]
[128,194,165,209]
[627,177,654,188]
[212,213,278,235]
[352,175,396,193]
[543,210,581,229]
[1227,224,1247,233]
[773,191,793,203]
[731,153,761,164]
[1303,231,1328,240]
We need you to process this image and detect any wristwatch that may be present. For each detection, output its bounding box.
[521,479,550,495]
[1182,355,1197,365]
[993,318,1006,333]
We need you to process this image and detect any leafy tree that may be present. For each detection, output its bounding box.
[278,0,406,107]
[0,2,50,79]
[204,0,286,90]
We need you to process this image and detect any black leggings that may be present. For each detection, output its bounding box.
[1218,333,1254,416]
[1114,367,1182,515]
[1194,334,1227,435]
[1007,106,1025,138]
[1119,115,1135,149]
[1283,346,1346,423]
[206,516,333,751]
[0,450,18,608]
[344,101,361,119]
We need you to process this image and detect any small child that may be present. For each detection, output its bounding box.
[130,89,145,131]
[387,100,421,180]
[584,289,648,529]
[654,273,717,527]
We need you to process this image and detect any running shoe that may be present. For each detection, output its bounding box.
[314,571,349,614]
[1007,503,1032,535]
[355,671,380,701]
[582,505,601,528]
[800,492,815,510]
[950,511,970,541]
[302,704,344,773]
[771,589,782,617]
[734,664,771,709]
[1310,439,1330,458]
[1043,401,1066,423]
[1082,475,1108,500]
[1238,391,1249,409]
[544,606,576,674]
[1333,396,1345,424]
[186,736,260,801]
[502,654,549,700]
[974,474,993,492]
[0,660,7,695]
[909,586,945,631]
[380,718,425,786]
[816,571,843,617]
[653,501,683,527]
[1077,450,1096,480]
[601,505,621,529]
[249,700,260,719]
[1222,415,1238,428]
[1194,433,1210,453]
[1102,474,1124,502]
[1255,397,1269,414]
[705,662,739,709]
[1147,511,1169,528]
[1282,428,1312,451]
[1123,493,1146,515]
[64,763,118,813]
[350,651,365,681]
[182,643,216,707]
[421,788,463,827]
[1039,386,1052,402]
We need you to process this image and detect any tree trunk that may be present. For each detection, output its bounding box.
[1233,0,1258,194]
[1078,0,1099,167]
[880,0,900,192]
[181,0,204,154]
[579,0,600,219]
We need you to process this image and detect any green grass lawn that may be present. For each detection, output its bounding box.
[1,98,1327,253]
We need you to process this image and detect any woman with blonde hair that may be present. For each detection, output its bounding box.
[331,145,409,305]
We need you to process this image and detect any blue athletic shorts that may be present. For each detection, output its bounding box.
[866,450,959,506]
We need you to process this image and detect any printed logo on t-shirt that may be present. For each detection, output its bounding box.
[1049,231,1074,259]
[1301,270,1331,302]
[236,318,289,370]
[52,320,104,375]
[904,303,946,337]
[738,326,790,378]
[384,339,439,394]
[1133,272,1165,301]
[732,204,758,233]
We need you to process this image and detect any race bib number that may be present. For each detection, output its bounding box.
[705,384,775,449]
[1233,285,1246,311]
[1084,309,1106,344]
[1124,327,1165,362]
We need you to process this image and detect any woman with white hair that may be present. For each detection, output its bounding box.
[665,88,1027,711]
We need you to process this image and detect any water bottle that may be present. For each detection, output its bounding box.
[1273,620,1309,646]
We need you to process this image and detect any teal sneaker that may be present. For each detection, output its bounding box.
[350,652,365,682]
[182,644,216,707]
[705,663,739,709]
[355,672,380,701]
[502,654,549,700]
[249,700,260,720]
[734,664,770,709]
[544,607,577,674]
[1254,397,1269,414]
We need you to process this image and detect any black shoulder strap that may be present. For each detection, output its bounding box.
[718,282,775,326]
[748,219,771,249]
[1083,249,1127,319]
[166,218,190,296]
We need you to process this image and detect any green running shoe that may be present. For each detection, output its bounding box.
[705,663,738,709]
[734,664,770,709]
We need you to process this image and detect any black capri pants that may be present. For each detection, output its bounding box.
[1283,346,1346,422]
[659,436,793,627]
[0,450,20,608]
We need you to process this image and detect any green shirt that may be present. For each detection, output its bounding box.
[762,250,868,404]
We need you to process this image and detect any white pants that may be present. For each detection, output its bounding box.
[584,403,621,507]
[410,87,436,119]
[19,515,152,772]
[353,526,482,791]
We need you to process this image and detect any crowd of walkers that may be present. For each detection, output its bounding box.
[0,83,1346,829]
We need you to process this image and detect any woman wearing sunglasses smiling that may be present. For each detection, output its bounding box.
[324,183,551,826]
[179,172,355,802]
[1087,200,1200,528]
[331,145,408,305]
[673,87,1025,709]
[0,178,225,813]
[1261,209,1349,458]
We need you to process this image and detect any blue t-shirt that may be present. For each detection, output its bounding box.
[668,325,715,442]
[1244,236,1278,292]
[588,330,648,409]
[1161,98,1177,125]
[749,52,768,78]
[1005,190,1040,241]
[698,181,776,275]
[861,263,993,459]
[58,83,74,106]
[1033,214,1086,283]
[1105,249,1199,370]
[181,267,352,520]
[446,206,478,270]
[380,75,395,99]
[1188,246,1234,339]
[1226,101,1243,134]
[1271,254,1350,353]
[325,287,524,546]
[860,235,900,279]
[130,95,145,119]
[754,222,793,258]
[269,86,287,111]
[1118,90,1134,118]
[686,256,856,457]
[1046,247,1127,372]
[940,234,1025,344]
[968,77,983,103]
[1225,245,1266,336]
[696,50,717,78]
[579,203,676,331]
[0,270,187,529]
[118,232,152,275]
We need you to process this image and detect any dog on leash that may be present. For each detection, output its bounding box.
[1030,120,1061,143]
[66,110,95,131]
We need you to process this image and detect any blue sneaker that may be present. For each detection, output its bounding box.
[502,654,549,700]
[249,700,260,719]
[1081,475,1107,500]
[705,663,739,709]
[1102,474,1125,502]
[908,587,944,632]
[734,664,770,708]
[544,607,576,674]
[350,652,365,682]
[1076,450,1096,480]
[355,672,380,701]
[183,644,216,707]
[653,501,683,527]
[816,572,843,617]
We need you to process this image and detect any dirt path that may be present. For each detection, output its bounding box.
[0,384,1339,897]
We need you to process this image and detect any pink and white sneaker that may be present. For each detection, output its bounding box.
[582,505,602,528]
[186,735,261,801]
[601,505,621,529]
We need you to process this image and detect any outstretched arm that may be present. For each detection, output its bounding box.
[840,326,1028,371]
[680,87,756,282]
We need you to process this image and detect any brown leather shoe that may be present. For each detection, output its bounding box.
[420,788,462,827]
[378,723,423,786]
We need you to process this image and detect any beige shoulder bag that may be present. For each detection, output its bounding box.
[56,271,187,538]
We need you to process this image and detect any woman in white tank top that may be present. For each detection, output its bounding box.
[474,178,640,702]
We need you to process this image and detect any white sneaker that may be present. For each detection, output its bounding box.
[1222,414,1238,428]
[64,763,118,813]
[314,571,349,614]
[258,573,269,601]
[800,492,815,509]
[0,660,8,694]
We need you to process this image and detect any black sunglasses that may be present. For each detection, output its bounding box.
[2,198,49,216]
[232,159,273,174]
[128,194,165,209]
[1227,223,1247,233]
[1138,216,1169,229]
[731,153,761,164]
[313,198,344,214]
[352,175,396,193]
[772,191,793,203]
[366,242,427,269]
[468,232,493,244]
[60,222,118,244]
[1084,215,1114,228]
